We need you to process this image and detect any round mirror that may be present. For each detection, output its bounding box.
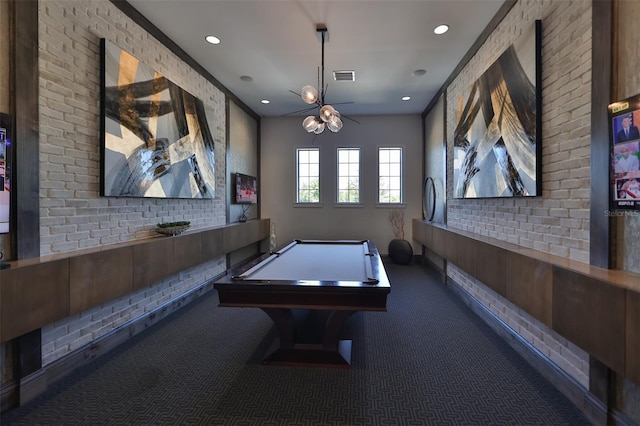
[423,177,436,222]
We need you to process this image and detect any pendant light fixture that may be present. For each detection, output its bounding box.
[288,24,355,134]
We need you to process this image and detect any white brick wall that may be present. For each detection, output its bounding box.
[41,259,224,366]
[449,266,589,388]
[445,0,592,387]
[38,0,229,365]
[39,0,227,255]
[447,0,592,264]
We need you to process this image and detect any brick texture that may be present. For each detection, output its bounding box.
[447,0,592,263]
[38,0,228,365]
[449,266,589,388]
[445,0,592,387]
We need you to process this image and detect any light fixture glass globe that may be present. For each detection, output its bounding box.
[301,85,318,104]
[327,116,343,133]
[320,104,336,122]
[313,122,326,134]
[302,115,319,132]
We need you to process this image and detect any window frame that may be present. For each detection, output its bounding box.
[336,147,362,205]
[295,147,321,206]
[376,146,404,206]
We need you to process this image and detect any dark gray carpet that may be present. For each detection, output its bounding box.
[1,261,590,425]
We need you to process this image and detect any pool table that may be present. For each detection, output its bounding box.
[214,239,391,368]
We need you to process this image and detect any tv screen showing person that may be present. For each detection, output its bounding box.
[615,114,640,143]
[614,143,640,175]
[620,177,640,199]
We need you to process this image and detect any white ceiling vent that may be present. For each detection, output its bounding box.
[333,70,355,82]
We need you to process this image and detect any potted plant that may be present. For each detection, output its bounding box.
[388,209,413,264]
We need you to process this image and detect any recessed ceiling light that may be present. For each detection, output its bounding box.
[205,35,221,45]
[240,75,253,82]
[402,96,411,101]
[412,69,426,77]
[434,24,449,35]
[261,99,270,104]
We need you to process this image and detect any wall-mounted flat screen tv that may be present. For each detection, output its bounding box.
[608,94,640,211]
[0,113,11,234]
[235,173,257,204]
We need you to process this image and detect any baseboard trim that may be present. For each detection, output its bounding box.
[1,275,223,413]
[18,369,47,407]
[0,380,18,413]
[444,276,610,426]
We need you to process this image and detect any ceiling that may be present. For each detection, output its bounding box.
[126,0,507,118]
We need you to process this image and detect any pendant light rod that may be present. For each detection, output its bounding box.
[318,25,327,106]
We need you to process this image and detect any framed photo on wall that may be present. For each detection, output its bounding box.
[452,20,542,199]
[608,94,640,211]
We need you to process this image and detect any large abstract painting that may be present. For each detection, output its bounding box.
[100,39,216,199]
[453,20,541,199]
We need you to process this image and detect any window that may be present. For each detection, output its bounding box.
[378,147,402,203]
[296,148,320,203]
[337,148,360,203]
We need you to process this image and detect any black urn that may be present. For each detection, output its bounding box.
[388,239,413,265]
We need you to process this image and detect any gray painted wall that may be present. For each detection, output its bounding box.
[422,95,446,269]
[227,100,260,266]
[260,115,422,254]
[228,100,259,225]
[423,95,446,225]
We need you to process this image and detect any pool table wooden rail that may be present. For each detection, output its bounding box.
[215,239,390,311]
[216,284,390,311]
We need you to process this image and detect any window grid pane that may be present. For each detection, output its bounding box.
[297,148,320,203]
[337,148,360,203]
[378,147,402,203]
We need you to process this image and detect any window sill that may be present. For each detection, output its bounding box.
[333,203,365,208]
[375,203,406,209]
[293,203,323,208]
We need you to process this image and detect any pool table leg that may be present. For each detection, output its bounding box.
[260,308,295,350]
[259,308,357,368]
[322,310,355,351]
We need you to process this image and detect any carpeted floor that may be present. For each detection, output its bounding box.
[1,261,590,425]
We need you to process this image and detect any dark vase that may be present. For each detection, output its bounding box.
[388,239,413,265]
